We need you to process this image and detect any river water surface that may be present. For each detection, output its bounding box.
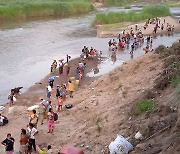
[0,6,180,104]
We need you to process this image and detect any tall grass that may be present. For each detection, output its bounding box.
[95,5,170,25]
[105,0,179,6]
[0,0,94,20]
[134,99,155,115]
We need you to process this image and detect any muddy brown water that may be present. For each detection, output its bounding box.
[0,6,180,104]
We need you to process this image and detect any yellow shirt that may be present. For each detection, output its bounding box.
[68,82,74,91]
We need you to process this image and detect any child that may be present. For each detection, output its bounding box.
[57,96,63,111]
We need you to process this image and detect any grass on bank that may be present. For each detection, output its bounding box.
[0,0,94,20]
[134,99,155,115]
[104,0,180,6]
[95,5,170,25]
[155,42,180,91]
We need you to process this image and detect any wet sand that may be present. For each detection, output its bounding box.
[5,56,100,107]
[97,16,180,38]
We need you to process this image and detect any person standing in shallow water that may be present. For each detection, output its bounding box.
[1,133,15,154]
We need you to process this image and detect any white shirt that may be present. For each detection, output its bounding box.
[0,116,4,123]
[27,127,38,139]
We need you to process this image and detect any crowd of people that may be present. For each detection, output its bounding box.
[1,46,100,154]
[2,16,177,153]
[108,17,176,59]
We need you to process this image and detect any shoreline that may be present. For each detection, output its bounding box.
[1,56,99,107]
[96,16,180,38]
[0,42,179,153]
[0,50,167,153]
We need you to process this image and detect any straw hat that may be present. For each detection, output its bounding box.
[59,58,64,61]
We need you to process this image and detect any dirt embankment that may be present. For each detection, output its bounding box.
[0,43,180,153]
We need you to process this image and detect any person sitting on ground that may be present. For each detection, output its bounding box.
[19,129,28,154]
[1,133,15,154]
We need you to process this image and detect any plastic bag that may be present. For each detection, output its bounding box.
[0,106,5,111]
[13,96,16,102]
[109,135,133,154]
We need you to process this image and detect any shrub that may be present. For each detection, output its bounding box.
[0,0,94,20]
[134,99,155,115]
[95,5,170,25]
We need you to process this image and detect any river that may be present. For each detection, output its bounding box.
[0,6,180,105]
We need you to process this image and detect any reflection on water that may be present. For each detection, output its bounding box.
[0,6,180,104]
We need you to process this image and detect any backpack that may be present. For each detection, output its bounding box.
[54,113,58,121]
[65,104,73,109]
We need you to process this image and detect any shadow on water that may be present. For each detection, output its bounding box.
[0,6,180,104]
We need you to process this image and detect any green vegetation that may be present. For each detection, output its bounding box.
[104,0,180,6]
[0,0,94,20]
[155,42,180,90]
[105,0,127,6]
[102,22,125,30]
[95,116,102,133]
[171,78,180,86]
[134,99,155,115]
[95,5,170,25]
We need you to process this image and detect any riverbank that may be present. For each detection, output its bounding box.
[97,16,180,38]
[103,0,180,7]
[0,0,94,22]
[0,42,179,153]
[0,54,100,152]
[95,5,171,25]
[3,55,100,107]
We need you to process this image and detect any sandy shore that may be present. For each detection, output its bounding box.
[0,55,100,152]
[0,43,180,153]
[0,15,179,153]
[97,16,180,38]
